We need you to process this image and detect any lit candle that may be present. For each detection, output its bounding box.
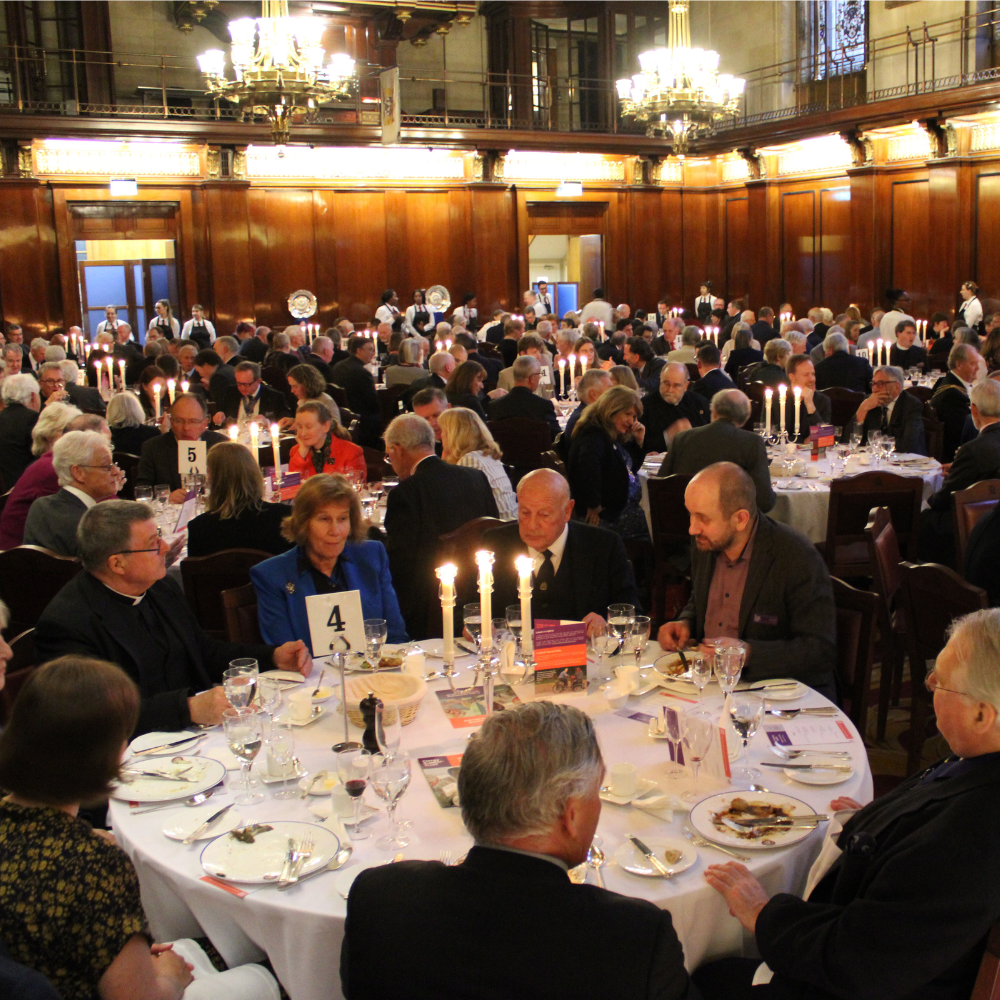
[92,360,102,391]
[435,341,443,351]
[778,384,787,434]
[476,550,494,651]
[580,354,588,377]
[118,359,126,391]
[445,339,452,350]
[568,352,577,381]
[876,338,884,367]
[105,357,114,393]
[515,555,534,660]
[154,383,161,421]
[436,562,458,668]
[228,424,239,442]
[557,357,567,396]
[765,387,773,437]
[249,420,259,464]
[166,378,176,405]
[793,385,802,439]
[270,422,281,485]
[181,380,189,393]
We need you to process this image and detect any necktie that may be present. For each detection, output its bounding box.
[535,549,555,593]
[243,394,254,415]
[880,406,889,433]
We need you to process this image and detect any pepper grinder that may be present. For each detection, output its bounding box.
[360,691,382,753]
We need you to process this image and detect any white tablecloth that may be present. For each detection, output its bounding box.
[641,453,943,544]
[111,646,872,1000]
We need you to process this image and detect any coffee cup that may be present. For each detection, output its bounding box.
[330,784,354,818]
[803,467,820,479]
[288,690,313,722]
[603,683,630,710]
[609,762,638,798]
[615,664,640,693]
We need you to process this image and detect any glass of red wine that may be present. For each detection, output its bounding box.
[337,747,373,840]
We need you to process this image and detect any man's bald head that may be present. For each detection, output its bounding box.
[690,462,757,519]
[516,469,573,552]
[659,362,690,405]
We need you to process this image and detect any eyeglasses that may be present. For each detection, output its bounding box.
[39,378,65,387]
[871,380,895,389]
[112,545,162,556]
[235,379,260,388]
[78,463,120,472]
[171,417,206,426]
[925,670,976,699]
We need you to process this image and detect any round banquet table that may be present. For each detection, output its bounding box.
[111,644,873,1000]
[641,451,943,544]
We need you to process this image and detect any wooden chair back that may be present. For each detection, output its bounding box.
[953,479,1000,571]
[362,445,393,483]
[436,516,506,634]
[376,384,410,430]
[922,404,945,461]
[112,451,141,502]
[685,363,700,383]
[865,506,902,624]
[0,628,36,725]
[537,450,568,479]
[647,474,694,623]
[743,380,768,404]
[898,561,987,773]
[831,577,879,733]
[261,365,292,401]
[905,384,934,404]
[0,546,81,637]
[327,384,348,409]
[971,920,1000,1000]
[824,472,923,576]
[180,548,274,640]
[487,418,553,479]
[222,583,262,644]
[823,386,865,428]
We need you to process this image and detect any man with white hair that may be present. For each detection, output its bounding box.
[0,373,41,487]
[855,365,926,455]
[375,321,394,361]
[26,337,48,376]
[383,413,499,638]
[815,331,873,394]
[112,323,142,366]
[695,607,1000,1000]
[932,343,983,462]
[58,360,106,416]
[23,430,120,556]
[488,355,560,437]
[0,343,23,380]
[213,335,240,367]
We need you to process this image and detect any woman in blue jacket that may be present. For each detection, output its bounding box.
[251,474,407,653]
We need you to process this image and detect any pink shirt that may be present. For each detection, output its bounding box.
[0,451,57,550]
[703,518,759,642]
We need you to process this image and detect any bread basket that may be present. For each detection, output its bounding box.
[343,672,427,727]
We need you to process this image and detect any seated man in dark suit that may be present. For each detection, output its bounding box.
[783,355,832,443]
[659,390,776,513]
[34,500,309,736]
[211,360,289,427]
[342,700,696,1000]
[330,335,381,448]
[856,365,927,454]
[23,430,121,557]
[193,348,237,408]
[59,361,106,416]
[136,393,226,504]
[383,414,499,639]
[695,607,1000,1000]
[966,504,1000,605]
[751,306,777,345]
[485,355,560,438]
[889,319,927,370]
[623,336,665,394]
[691,342,735,402]
[237,325,269,363]
[596,329,626,366]
[485,468,640,634]
[304,336,336,383]
[403,351,455,409]
[640,362,710,457]
[931,343,981,463]
[815,331,873,394]
[658,462,836,697]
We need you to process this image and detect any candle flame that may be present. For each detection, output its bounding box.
[436,563,458,586]
[515,554,533,578]
[475,549,494,570]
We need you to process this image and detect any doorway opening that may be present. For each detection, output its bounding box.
[527,234,602,317]
[76,239,178,342]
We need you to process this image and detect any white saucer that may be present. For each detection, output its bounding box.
[614,836,697,877]
[781,762,854,785]
[599,777,658,806]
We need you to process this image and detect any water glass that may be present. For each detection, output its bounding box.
[375,702,402,761]
[371,751,412,851]
[223,708,263,805]
[681,710,715,800]
[265,720,297,799]
[154,483,170,511]
[729,692,765,784]
[607,604,636,655]
[663,707,685,778]
[590,623,618,684]
[713,641,746,696]
[629,616,651,670]
[463,603,483,649]
[224,658,258,708]
[135,486,153,505]
[257,676,281,718]
[688,652,712,704]
[364,619,388,666]
[337,748,373,839]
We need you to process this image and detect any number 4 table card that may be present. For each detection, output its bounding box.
[305,591,366,657]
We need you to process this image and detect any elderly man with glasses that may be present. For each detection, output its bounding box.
[694,607,1000,1000]
[342,701,696,1000]
[856,365,927,455]
[639,361,710,457]
[35,499,310,735]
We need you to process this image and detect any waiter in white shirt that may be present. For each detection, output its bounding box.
[958,281,983,333]
[180,304,216,348]
[534,280,554,316]
[95,305,122,339]
[375,289,401,325]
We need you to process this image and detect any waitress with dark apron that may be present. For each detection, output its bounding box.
[149,299,179,340]
[695,281,714,323]
[958,281,984,336]
[184,304,213,350]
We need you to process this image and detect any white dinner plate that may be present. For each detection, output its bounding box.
[614,836,697,878]
[781,762,854,785]
[689,791,820,850]
[200,820,340,884]
[287,706,327,727]
[739,679,807,702]
[127,731,204,758]
[163,804,241,842]
[111,755,227,803]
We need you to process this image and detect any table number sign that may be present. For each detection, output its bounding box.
[533,621,587,694]
[305,590,366,657]
[178,439,207,476]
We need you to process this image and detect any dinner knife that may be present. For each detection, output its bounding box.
[133,733,203,756]
[743,683,801,692]
[760,761,853,771]
[182,803,234,845]
[628,835,673,877]
[728,814,829,827]
[455,640,480,656]
[277,839,297,885]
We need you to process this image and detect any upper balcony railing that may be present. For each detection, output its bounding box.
[0,7,997,142]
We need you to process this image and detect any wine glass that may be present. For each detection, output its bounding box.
[224,658,258,708]
[337,747,373,839]
[135,486,153,505]
[729,692,765,785]
[713,641,746,697]
[371,751,412,851]
[223,708,263,805]
[257,677,281,718]
[505,603,524,662]
[681,710,715,800]
[264,720,297,799]
[375,702,402,762]
[463,603,483,650]
[364,619,388,667]
[493,620,524,687]
[590,622,618,685]
[688,652,712,705]
[663,707,685,778]
[629,616,651,670]
[607,604,635,659]
[154,483,170,512]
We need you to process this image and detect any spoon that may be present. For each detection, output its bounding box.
[311,670,327,697]
[270,843,354,887]
[586,845,606,888]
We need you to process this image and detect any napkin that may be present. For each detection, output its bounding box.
[204,746,240,771]
[632,791,687,821]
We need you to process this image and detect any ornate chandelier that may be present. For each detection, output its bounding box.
[615,1,745,152]
[197,0,356,145]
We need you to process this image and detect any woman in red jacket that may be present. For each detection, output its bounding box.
[287,399,367,482]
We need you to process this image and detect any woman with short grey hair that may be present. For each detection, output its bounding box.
[384,338,427,388]
[106,391,160,456]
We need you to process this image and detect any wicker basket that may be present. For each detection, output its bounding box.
[343,672,428,728]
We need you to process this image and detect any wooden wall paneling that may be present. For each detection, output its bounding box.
[625,188,667,312]
[384,189,410,305]
[470,185,518,314]
[399,190,451,298]
[447,188,476,305]
[780,188,816,316]
[889,176,931,318]
[332,190,388,323]
[724,194,749,306]
[660,188,684,311]
[746,181,769,310]
[848,168,876,314]
[247,188,271,327]
[204,184,254,335]
[254,188,317,330]
[49,186,80,330]
[604,191,628,306]
[926,163,960,319]
[975,171,1000,307]
[681,189,712,305]
[818,186,851,312]
[312,190,339,329]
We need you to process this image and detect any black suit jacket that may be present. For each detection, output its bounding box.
[931,372,972,463]
[302,353,334,383]
[238,337,267,363]
[782,391,833,444]
[752,319,777,344]
[965,503,1000,605]
[23,487,88,556]
[136,429,227,491]
[757,754,1000,1000]
[639,390,711,455]
[384,456,499,638]
[330,355,378,416]
[815,352,873,394]
[484,520,640,622]
[636,357,667,394]
[342,846,695,1000]
[890,344,927,370]
[65,382,107,415]
[0,402,39,490]
[205,363,237,406]
[691,367,736,403]
[659,419,776,513]
[676,515,837,696]
[487,385,560,437]
[928,421,1000,510]
[403,371,445,410]
[35,571,276,735]
[218,383,290,423]
[861,390,927,456]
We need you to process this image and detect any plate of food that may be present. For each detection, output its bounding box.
[614,836,697,877]
[201,820,340,884]
[111,755,227,803]
[689,791,821,849]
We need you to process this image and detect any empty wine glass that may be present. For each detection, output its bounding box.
[689,652,712,704]
[223,708,263,805]
[371,751,412,851]
[375,702,402,761]
[729,692,765,785]
[337,747,373,840]
[713,641,746,697]
[681,710,715,800]
[154,483,170,512]
[463,603,483,649]
[135,486,153,505]
[590,623,618,685]
[257,676,281,718]
[629,616,651,670]
[663,707,685,778]
[364,619,388,667]
[493,620,524,687]
[264,719,297,799]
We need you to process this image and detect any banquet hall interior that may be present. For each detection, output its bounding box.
[3,1,1000,998]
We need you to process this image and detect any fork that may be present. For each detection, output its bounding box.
[683,827,752,863]
[278,832,315,890]
[439,849,454,866]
